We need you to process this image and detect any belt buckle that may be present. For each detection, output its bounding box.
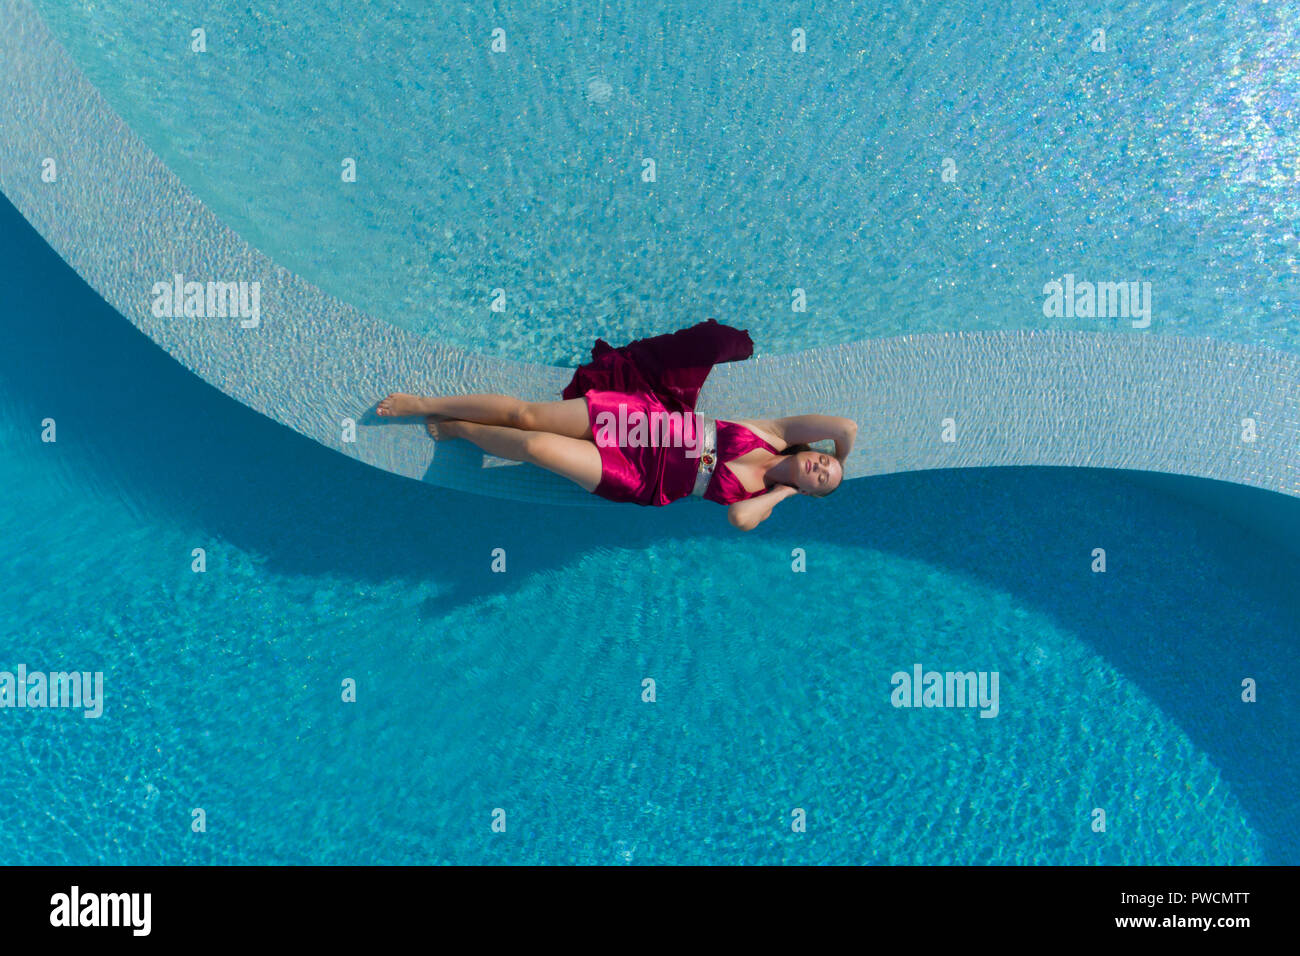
[691,418,718,497]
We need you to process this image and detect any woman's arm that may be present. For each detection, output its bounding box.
[727,484,799,531]
[745,415,858,460]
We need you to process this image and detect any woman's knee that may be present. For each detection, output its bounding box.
[508,400,539,431]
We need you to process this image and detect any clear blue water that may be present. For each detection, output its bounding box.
[2,194,1296,863]
[29,0,1300,364]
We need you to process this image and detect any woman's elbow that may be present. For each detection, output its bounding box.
[728,510,757,532]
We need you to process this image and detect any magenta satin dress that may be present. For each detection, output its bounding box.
[561,319,776,507]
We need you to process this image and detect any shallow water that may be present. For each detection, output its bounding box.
[29,0,1300,363]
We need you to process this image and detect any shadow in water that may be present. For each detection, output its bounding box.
[798,466,1299,863]
[3,192,1296,861]
[0,192,687,603]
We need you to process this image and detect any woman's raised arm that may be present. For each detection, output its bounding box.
[727,484,800,532]
[749,415,857,460]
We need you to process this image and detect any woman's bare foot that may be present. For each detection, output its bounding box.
[377,393,431,417]
[426,416,459,439]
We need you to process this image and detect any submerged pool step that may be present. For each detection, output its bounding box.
[0,0,1296,508]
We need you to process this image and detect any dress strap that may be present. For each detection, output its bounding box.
[740,423,777,453]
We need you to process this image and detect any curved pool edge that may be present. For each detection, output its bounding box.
[2,0,1296,507]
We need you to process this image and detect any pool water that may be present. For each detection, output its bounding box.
[2,194,1295,864]
[28,0,1300,364]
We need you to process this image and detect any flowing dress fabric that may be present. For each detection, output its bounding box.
[562,318,755,413]
[562,320,763,506]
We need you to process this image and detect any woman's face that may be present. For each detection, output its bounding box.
[793,450,843,495]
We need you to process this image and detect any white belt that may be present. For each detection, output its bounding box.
[690,418,719,498]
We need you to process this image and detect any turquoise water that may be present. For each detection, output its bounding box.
[29,0,1300,364]
[2,196,1296,863]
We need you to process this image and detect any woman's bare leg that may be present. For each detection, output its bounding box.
[378,392,592,439]
[437,420,603,492]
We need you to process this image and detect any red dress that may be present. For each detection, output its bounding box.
[561,320,776,506]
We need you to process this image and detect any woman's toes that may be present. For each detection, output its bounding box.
[378,393,418,416]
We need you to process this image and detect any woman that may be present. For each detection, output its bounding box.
[377,319,856,530]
